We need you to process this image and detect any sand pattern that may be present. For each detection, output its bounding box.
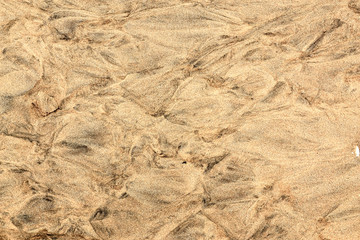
[1,0,360,239]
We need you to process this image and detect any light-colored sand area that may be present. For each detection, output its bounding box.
[1,0,360,239]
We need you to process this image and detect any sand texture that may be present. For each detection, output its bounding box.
[1,0,360,239]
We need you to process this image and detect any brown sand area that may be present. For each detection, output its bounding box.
[1,0,360,239]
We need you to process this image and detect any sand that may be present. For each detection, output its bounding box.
[1,0,360,239]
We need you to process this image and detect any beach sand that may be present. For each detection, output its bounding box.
[1,0,360,239]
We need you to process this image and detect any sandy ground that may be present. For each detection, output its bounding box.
[1,0,360,239]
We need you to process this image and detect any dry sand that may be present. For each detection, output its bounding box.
[1,0,360,239]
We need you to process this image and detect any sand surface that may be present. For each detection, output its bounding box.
[1,0,360,239]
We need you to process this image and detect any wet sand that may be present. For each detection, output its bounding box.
[1,0,360,239]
